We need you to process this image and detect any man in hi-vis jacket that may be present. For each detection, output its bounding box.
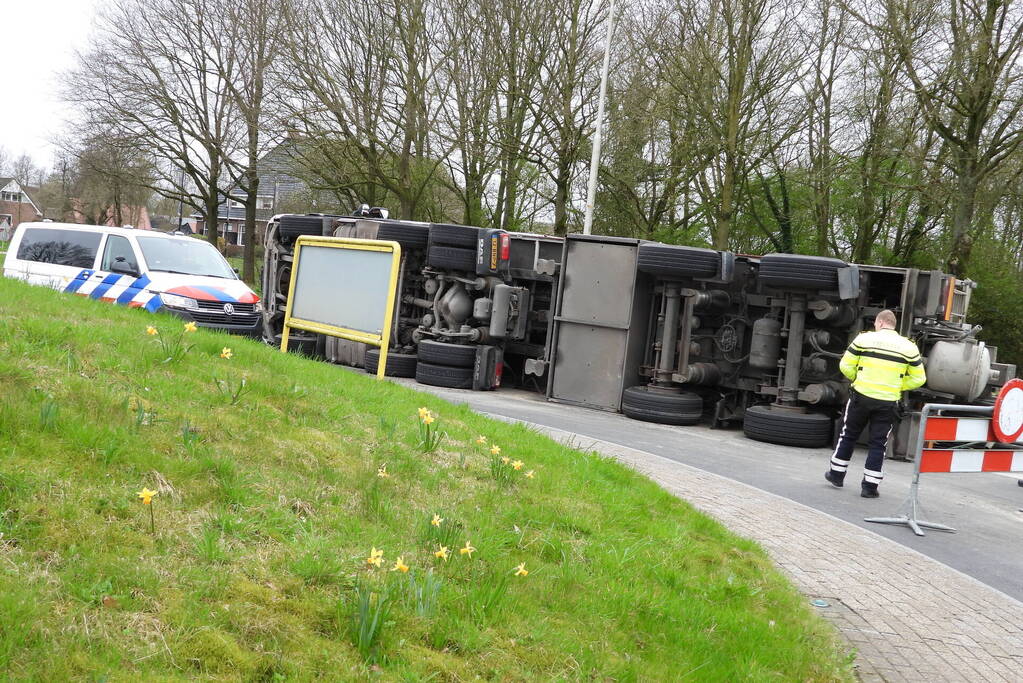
[825,310,927,498]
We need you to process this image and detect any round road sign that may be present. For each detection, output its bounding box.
[992,378,1023,443]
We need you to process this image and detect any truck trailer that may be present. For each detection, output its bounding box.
[261,214,1015,457]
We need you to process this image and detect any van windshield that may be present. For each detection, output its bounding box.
[136,236,236,279]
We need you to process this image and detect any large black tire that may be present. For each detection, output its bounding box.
[621,386,704,425]
[429,223,481,248]
[375,221,430,251]
[742,404,833,448]
[417,340,476,368]
[637,244,720,279]
[416,362,474,389]
[363,349,418,377]
[758,254,847,290]
[427,245,476,271]
[278,215,326,245]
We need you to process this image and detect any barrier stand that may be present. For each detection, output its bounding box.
[866,380,1023,537]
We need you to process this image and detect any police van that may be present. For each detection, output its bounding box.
[2,222,261,336]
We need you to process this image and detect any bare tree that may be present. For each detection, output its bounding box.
[851,0,1023,274]
[281,0,448,220]
[67,0,243,249]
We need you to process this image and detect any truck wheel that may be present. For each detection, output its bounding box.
[758,254,847,289]
[429,223,480,248]
[376,222,430,251]
[742,404,833,447]
[637,244,720,279]
[621,386,703,425]
[363,348,418,377]
[417,340,476,368]
[427,246,476,271]
[416,362,474,389]
[277,215,325,245]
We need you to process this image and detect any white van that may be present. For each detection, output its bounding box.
[2,222,262,336]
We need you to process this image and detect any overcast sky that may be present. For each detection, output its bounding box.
[1,0,102,170]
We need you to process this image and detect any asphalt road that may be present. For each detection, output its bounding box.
[397,380,1023,603]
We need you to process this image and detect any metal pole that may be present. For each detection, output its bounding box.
[176,167,185,232]
[582,0,617,235]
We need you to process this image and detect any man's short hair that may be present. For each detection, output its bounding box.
[876,309,897,329]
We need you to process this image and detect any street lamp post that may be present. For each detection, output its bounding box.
[582,0,618,236]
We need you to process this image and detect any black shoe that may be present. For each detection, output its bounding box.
[825,471,844,488]
[1018,479,1022,487]
[860,487,879,498]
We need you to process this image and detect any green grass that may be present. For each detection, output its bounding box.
[0,275,854,681]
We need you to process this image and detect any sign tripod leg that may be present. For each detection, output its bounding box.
[865,460,956,537]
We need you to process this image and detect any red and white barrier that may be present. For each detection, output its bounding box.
[919,449,1023,473]
[865,379,1023,536]
[921,417,1023,443]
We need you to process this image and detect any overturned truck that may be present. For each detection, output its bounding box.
[546,235,1015,455]
[262,216,1015,456]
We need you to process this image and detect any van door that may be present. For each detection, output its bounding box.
[92,233,161,310]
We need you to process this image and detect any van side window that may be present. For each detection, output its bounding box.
[16,228,102,269]
[100,235,138,273]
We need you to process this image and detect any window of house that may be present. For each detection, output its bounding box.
[16,228,102,268]
[100,234,139,273]
[257,196,274,210]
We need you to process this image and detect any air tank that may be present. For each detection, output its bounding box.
[925,340,998,401]
[749,317,782,370]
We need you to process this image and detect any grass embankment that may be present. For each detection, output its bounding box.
[0,275,853,680]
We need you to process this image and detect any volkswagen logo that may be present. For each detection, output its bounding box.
[223,303,235,316]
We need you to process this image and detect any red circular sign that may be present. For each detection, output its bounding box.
[992,378,1023,443]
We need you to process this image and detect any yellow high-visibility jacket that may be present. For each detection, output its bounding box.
[839,329,927,401]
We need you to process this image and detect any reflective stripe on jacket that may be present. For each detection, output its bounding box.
[839,329,927,401]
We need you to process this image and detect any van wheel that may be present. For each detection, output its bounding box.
[758,254,847,289]
[621,386,703,425]
[417,340,476,368]
[636,244,721,279]
[416,362,474,389]
[742,404,833,448]
[429,223,481,248]
[375,222,430,251]
[363,349,418,377]
[427,246,476,271]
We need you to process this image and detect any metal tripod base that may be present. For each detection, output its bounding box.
[864,494,956,537]
[864,515,956,537]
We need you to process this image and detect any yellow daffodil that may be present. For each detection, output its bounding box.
[513,562,528,577]
[145,325,158,336]
[431,514,443,527]
[220,347,233,359]
[417,407,430,420]
[137,487,157,505]
[490,444,501,456]
[434,546,449,561]
[501,456,510,465]
[377,464,390,478]
[525,470,535,479]
[366,547,384,567]
[422,413,435,425]
[391,556,409,573]
[459,541,476,558]
[183,321,198,333]
[475,435,487,445]
[511,460,524,470]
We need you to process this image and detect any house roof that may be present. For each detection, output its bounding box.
[0,177,42,216]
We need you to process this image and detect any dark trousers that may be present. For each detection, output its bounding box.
[829,390,896,490]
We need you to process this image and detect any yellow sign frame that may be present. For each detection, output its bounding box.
[280,235,402,379]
